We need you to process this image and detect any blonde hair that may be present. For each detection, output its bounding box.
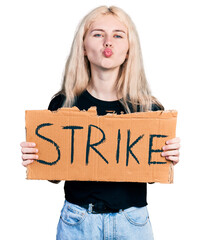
[57,6,163,112]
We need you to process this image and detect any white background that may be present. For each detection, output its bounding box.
[0,0,201,239]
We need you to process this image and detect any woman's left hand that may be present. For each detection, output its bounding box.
[161,137,180,165]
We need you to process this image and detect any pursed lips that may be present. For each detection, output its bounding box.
[103,48,113,58]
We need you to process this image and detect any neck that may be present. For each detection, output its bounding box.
[87,65,121,101]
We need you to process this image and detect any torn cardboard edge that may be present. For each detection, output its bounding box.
[33,106,177,118]
[26,107,178,183]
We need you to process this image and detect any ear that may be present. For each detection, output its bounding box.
[125,50,129,59]
[83,47,87,56]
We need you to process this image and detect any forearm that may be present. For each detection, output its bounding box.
[48,180,61,184]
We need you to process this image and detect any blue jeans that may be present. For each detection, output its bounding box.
[56,200,154,240]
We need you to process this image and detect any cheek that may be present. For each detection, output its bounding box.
[122,43,129,55]
[116,41,129,55]
[85,49,99,63]
[118,46,129,62]
[84,48,102,65]
[84,43,100,59]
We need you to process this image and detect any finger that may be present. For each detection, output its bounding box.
[20,142,36,148]
[165,137,180,145]
[161,150,179,157]
[22,160,34,167]
[22,154,38,161]
[165,156,179,165]
[162,143,180,151]
[21,148,38,154]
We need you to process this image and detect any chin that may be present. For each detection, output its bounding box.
[100,65,119,70]
[99,60,122,70]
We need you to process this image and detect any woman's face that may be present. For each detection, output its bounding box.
[84,15,129,70]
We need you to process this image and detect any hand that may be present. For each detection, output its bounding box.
[161,137,180,165]
[20,142,38,167]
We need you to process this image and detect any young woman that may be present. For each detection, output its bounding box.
[21,6,180,240]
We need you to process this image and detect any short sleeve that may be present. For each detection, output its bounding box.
[151,103,162,111]
[48,94,66,111]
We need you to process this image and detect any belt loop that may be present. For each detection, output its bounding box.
[88,203,94,213]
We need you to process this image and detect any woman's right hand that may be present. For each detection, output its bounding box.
[20,142,38,167]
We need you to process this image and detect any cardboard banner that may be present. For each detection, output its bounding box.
[25,107,177,183]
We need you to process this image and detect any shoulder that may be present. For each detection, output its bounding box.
[151,103,163,111]
[128,103,163,113]
[151,96,164,111]
[48,94,66,111]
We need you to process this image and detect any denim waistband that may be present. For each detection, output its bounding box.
[80,202,121,214]
[65,200,145,214]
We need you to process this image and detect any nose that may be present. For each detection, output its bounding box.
[104,36,112,48]
[105,42,112,47]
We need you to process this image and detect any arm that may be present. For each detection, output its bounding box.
[48,180,61,184]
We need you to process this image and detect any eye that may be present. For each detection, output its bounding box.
[93,33,103,37]
[114,35,123,39]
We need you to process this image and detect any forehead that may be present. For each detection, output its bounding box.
[89,15,128,32]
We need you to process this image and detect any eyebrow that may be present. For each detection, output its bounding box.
[91,29,126,34]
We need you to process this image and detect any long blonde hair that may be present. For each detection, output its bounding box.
[57,6,163,112]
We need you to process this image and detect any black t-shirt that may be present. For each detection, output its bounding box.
[48,90,161,209]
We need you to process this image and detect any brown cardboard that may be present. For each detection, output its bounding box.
[25,107,177,183]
